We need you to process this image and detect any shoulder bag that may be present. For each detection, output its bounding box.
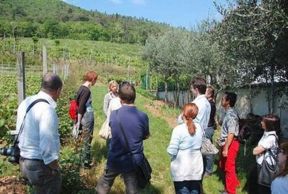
[258,134,279,187]
[116,110,152,189]
[98,119,111,140]
[258,148,279,187]
[201,132,219,155]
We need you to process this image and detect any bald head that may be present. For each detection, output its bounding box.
[41,73,63,93]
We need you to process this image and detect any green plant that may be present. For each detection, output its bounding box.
[60,146,85,193]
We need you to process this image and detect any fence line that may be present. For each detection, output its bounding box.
[0,63,69,78]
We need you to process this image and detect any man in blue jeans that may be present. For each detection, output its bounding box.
[96,81,150,194]
[204,86,216,176]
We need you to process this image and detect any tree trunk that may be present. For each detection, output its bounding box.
[164,81,168,102]
[172,82,180,107]
[270,62,275,114]
[265,73,271,114]
[249,84,253,114]
[176,82,180,107]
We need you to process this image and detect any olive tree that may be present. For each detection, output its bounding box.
[143,29,188,105]
[214,0,288,113]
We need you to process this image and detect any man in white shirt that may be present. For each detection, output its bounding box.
[189,77,211,130]
[177,77,211,130]
[18,73,62,194]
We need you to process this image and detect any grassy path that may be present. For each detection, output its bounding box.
[89,84,251,194]
[89,83,174,193]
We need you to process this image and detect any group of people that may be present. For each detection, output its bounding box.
[14,72,288,194]
[167,77,288,194]
[17,71,98,193]
[168,77,240,194]
[16,72,150,194]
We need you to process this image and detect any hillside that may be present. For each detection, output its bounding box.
[0,37,147,82]
[0,0,172,44]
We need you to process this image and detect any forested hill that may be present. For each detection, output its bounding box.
[0,0,172,44]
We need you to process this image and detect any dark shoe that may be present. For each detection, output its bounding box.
[83,164,91,169]
[83,162,92,169]
[83,161,93,169]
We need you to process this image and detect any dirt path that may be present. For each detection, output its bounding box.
[144,100,178,128]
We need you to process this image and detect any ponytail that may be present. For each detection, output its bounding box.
[183,103,198,136]
[187,118,197,135]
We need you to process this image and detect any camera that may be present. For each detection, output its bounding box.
[0,144,20,164]
[0,131,20,164]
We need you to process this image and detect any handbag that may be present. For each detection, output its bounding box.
[134,155,152,188]
[258,149,279,187]
[201,137,219,155]
[98,119,111,140]
[116,110,152,189]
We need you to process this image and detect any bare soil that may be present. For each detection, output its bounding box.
[0,176,27,194]
[144,100,178,128]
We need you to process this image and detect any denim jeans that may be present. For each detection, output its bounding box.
[174,180,201,194]
[96,168,138,194]
[19,158,61,194]
[81,111,94,164]
[203,126,215,174]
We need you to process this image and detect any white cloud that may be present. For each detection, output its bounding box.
[131,0,146,6]
[109,0,123,5]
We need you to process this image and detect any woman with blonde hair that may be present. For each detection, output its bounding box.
[271,142,288,194]
[103,80,118,117]
[167,103,203,194]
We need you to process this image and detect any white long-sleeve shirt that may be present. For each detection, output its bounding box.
[167,122,203,181]
[17,91,60,165]
[192,95,211,130]
[177,94,211,131]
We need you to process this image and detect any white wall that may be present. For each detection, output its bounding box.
[157,86,288,138]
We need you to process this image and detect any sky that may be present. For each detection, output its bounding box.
[62,0,224,28]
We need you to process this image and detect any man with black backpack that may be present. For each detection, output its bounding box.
[18,73,62,194]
